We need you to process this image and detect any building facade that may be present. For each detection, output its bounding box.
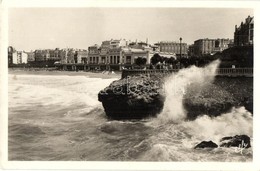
[27,51,35,62]
[110,39,128,48]
[35,50,50,61]
[156,41,188,57]
[59,49,67,64]
[47,49,61,61]
[8,46,14,65]
[76,50,88,64]
[66,49,76,64]
[108,47,122,64]
[100,41,111,64]
[193,38,232,56]
[88,45,100,64]
[234,15,254,46]
[121,48,149,65]
[12,51,28,64]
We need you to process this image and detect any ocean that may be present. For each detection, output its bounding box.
[8,64,253,161]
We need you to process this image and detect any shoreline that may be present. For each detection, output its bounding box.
[8,68,121,79]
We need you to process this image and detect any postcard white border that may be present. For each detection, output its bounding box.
[1,0,260,170]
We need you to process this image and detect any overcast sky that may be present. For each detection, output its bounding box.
[8,8,253,51]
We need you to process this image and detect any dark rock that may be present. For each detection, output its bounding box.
[220,135,251,148]
[183,82,239,120]
[183,77,253,120]
[214,77,253,114]
[98,74,165,119]
[194,141,218,149]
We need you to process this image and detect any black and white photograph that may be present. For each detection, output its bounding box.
[0,0,259,170]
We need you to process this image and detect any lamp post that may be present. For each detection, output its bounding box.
[179,37,182,59]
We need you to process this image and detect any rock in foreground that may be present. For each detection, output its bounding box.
[220,135,251,148]
[194,141,218,149]
[98,75,165,119]
[194,135,251,149]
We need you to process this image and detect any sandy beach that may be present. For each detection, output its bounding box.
[8,68,121,79]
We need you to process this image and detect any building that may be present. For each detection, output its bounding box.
[12,51,28,64]
[34,48,63,62]
[84,39,179,70]
[67,49,76,64]
[188,44,195,56]
[108,47,122,64]
[27,51,35,62]
[35,50,50,61]
[193,38,232,56]
[88,45,100,64]
[234,15,254,46]
[194,39,214,56]
[128,41,148,49]
[8,46,14,65]
[156,41,188,57]
[150,45,159,52]
[110,39,128,48]
[47,49,61,61]
[59,49,67,64]
[100,41,111,64]
[88,39,128,65]
[121,48,149,65]
[76,50,88,64]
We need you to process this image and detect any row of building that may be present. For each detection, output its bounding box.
[7,38,227,66]
[8,15,254,67]
[8,39,178,66]
[188,15,254,56]
[189,38,233,56]
[8,47,88,65]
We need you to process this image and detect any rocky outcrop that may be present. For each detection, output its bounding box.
[213,77,253,114]
[98,75,165,119]
[194,141,218,149]
[220,135,251,148]
[98,73,253,120]
[183,77,253,120]
[183,82,239,120]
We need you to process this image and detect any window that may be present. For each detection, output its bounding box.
[215,40,220,48]
[117,56,120,64]
[110,56,113,64]
[126,56,131,64]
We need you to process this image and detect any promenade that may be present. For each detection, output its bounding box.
[121,68,253,78]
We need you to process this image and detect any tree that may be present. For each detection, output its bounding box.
[135,57,147,66]
[167,57,176,65]
[150,53,162,65]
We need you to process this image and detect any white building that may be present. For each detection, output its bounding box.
[12,51,28,64]
[122,48,149,65]
[110,39,128,48]
[76,50,88,64]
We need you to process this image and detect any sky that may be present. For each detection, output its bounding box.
[8,8,253,51]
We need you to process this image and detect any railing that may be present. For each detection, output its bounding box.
[216,68,253,76]
[121,68,253,78]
